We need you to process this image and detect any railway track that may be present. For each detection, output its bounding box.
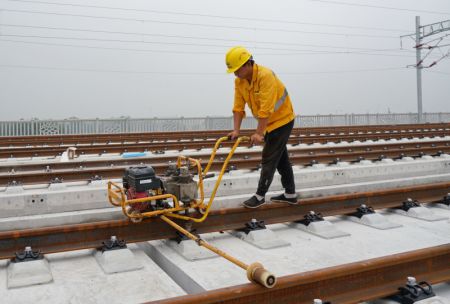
[0,181,448,260]
[1,122,448,147]
[1,123,448,158]
[1,130,449,159]
[149,244,450,304]
[1,140,449,186]
[0,182,449,303]
[0,151,449,304]
[2,124,449,303]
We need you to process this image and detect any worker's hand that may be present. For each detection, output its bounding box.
[250,133,264,145]
[227,130,240,140]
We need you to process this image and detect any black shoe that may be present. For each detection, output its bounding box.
[270,193,298,205]
[243,195,266,208]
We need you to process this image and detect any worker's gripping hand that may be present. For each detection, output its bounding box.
[250,133,264,145]
[227,130,240,140]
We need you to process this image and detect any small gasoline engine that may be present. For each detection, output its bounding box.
[122,164,199,220]
[107,136,277,288]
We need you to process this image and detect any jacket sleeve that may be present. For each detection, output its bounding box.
[256,72,277,118]
[232,80,246,117]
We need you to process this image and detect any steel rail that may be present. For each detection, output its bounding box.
[1,123,448,147]
[0,181,448,260]
[1,144,449,186]
[1,130,449,158]
[1,139,449,173]
[147,244,450,304]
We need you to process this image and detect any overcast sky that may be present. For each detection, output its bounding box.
[0,0,449,120]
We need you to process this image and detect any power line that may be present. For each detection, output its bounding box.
[261,50,419,58]
[0,38,421,58]
[0,8,400,39]
[0,63,223,74]
[3,0,410,32]
[0,34,416,56]
[0,38,224,54]
[0,23,416,53]
[307,0,450,16]
[0,63,406,75]
[428,70,450,75]
[281,67,406,74]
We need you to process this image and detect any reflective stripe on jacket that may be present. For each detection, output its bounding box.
[232,64,295,133]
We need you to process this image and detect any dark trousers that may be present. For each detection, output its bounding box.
[256,119,295,196]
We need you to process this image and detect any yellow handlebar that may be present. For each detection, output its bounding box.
[167,136,249,223]
[203,136,229,176]
[107,136,249,223]
[107,181,126,207]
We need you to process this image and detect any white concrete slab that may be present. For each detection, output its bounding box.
[210,174,450,210]
[394,206,449,222]
[1,171,449,232]
[7,258,53,289]
[165,239,217,261]
[230,229,291,249]
[2,156,450,222]
[348,213,402,230]
[0,208,123,231]
[144,233,253,291]
[0,245,186,304]
[289,220,351,239]
[202,157,450,198]
[138,242,206,294]
[415,297,450,304]
[94,247,144,274]
[139,211,450,292]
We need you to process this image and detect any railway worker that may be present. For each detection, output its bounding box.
[225,46,298,208]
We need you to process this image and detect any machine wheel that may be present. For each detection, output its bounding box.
[195,205,207,215]
[129,210,143,223]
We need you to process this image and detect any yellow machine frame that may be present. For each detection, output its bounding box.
[107,136,276,288]
[107,136,247,222]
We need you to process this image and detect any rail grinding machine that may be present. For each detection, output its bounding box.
[108,136,276,288]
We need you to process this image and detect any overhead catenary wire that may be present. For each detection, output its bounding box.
[425,49,450,68]
[418,36,447,65]
[428,70,450,75]
[0,38,423,58]
[0,8,401,39]
[0,38,224,54]
[415,35,450,68]
[0,1,448,119]
[3,0,411,32]
[0,23,417,53]
[305,0,450,16]
[1,4,447,73]
[0,33,419,57]
[0,63,407,75]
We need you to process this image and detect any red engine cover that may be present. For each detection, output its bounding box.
[127,187,151,212]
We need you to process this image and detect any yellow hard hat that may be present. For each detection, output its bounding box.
[225,46,252,73]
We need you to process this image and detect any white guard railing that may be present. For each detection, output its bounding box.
[0,113,449,136]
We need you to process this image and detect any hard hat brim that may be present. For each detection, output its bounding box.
[226,59,247,73]
[227,66,239,73]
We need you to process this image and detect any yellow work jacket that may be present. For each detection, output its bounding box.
[232,64,295,133]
